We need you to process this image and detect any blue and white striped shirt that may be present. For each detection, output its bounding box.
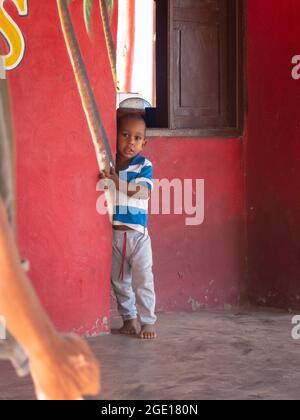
[113,154,153,235]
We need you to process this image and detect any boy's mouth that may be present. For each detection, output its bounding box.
[124,147,135,155]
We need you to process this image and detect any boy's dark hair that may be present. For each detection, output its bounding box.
[117,112,147,133]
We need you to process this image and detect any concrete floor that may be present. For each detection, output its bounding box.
[1,309,300,400]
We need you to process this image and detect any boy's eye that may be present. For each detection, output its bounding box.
[135,136,142,141]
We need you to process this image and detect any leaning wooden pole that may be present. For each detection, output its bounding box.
[99,0,117,88]
[57,0,115,218]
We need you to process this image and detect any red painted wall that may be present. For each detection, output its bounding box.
[3,1,117,334]
[245,0,300,309]
[5,0,246,330]
[147,138,245,312]
[9,0,298,329]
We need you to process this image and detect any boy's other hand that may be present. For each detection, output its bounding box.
[98,169,120,190]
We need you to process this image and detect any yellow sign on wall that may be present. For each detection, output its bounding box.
[0,0,28,71]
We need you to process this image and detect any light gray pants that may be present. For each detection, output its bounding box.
[111,229,157,325]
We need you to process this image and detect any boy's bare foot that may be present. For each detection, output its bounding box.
[119,319,139,336]
[139,324,157,340]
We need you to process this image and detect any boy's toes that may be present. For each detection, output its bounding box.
[139,325,157,340]
[119,319,139,335]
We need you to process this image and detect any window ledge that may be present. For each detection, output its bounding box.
[146,128,243,139]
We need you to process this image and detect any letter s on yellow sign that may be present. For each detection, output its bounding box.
[0,0,28,71]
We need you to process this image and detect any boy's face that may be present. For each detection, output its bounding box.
[117,117,147,160]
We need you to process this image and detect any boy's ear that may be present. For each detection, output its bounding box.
[143,139,148,147]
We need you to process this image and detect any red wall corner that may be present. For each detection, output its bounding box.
[3,0,117,334]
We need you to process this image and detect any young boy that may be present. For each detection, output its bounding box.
[100,113,157,339]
